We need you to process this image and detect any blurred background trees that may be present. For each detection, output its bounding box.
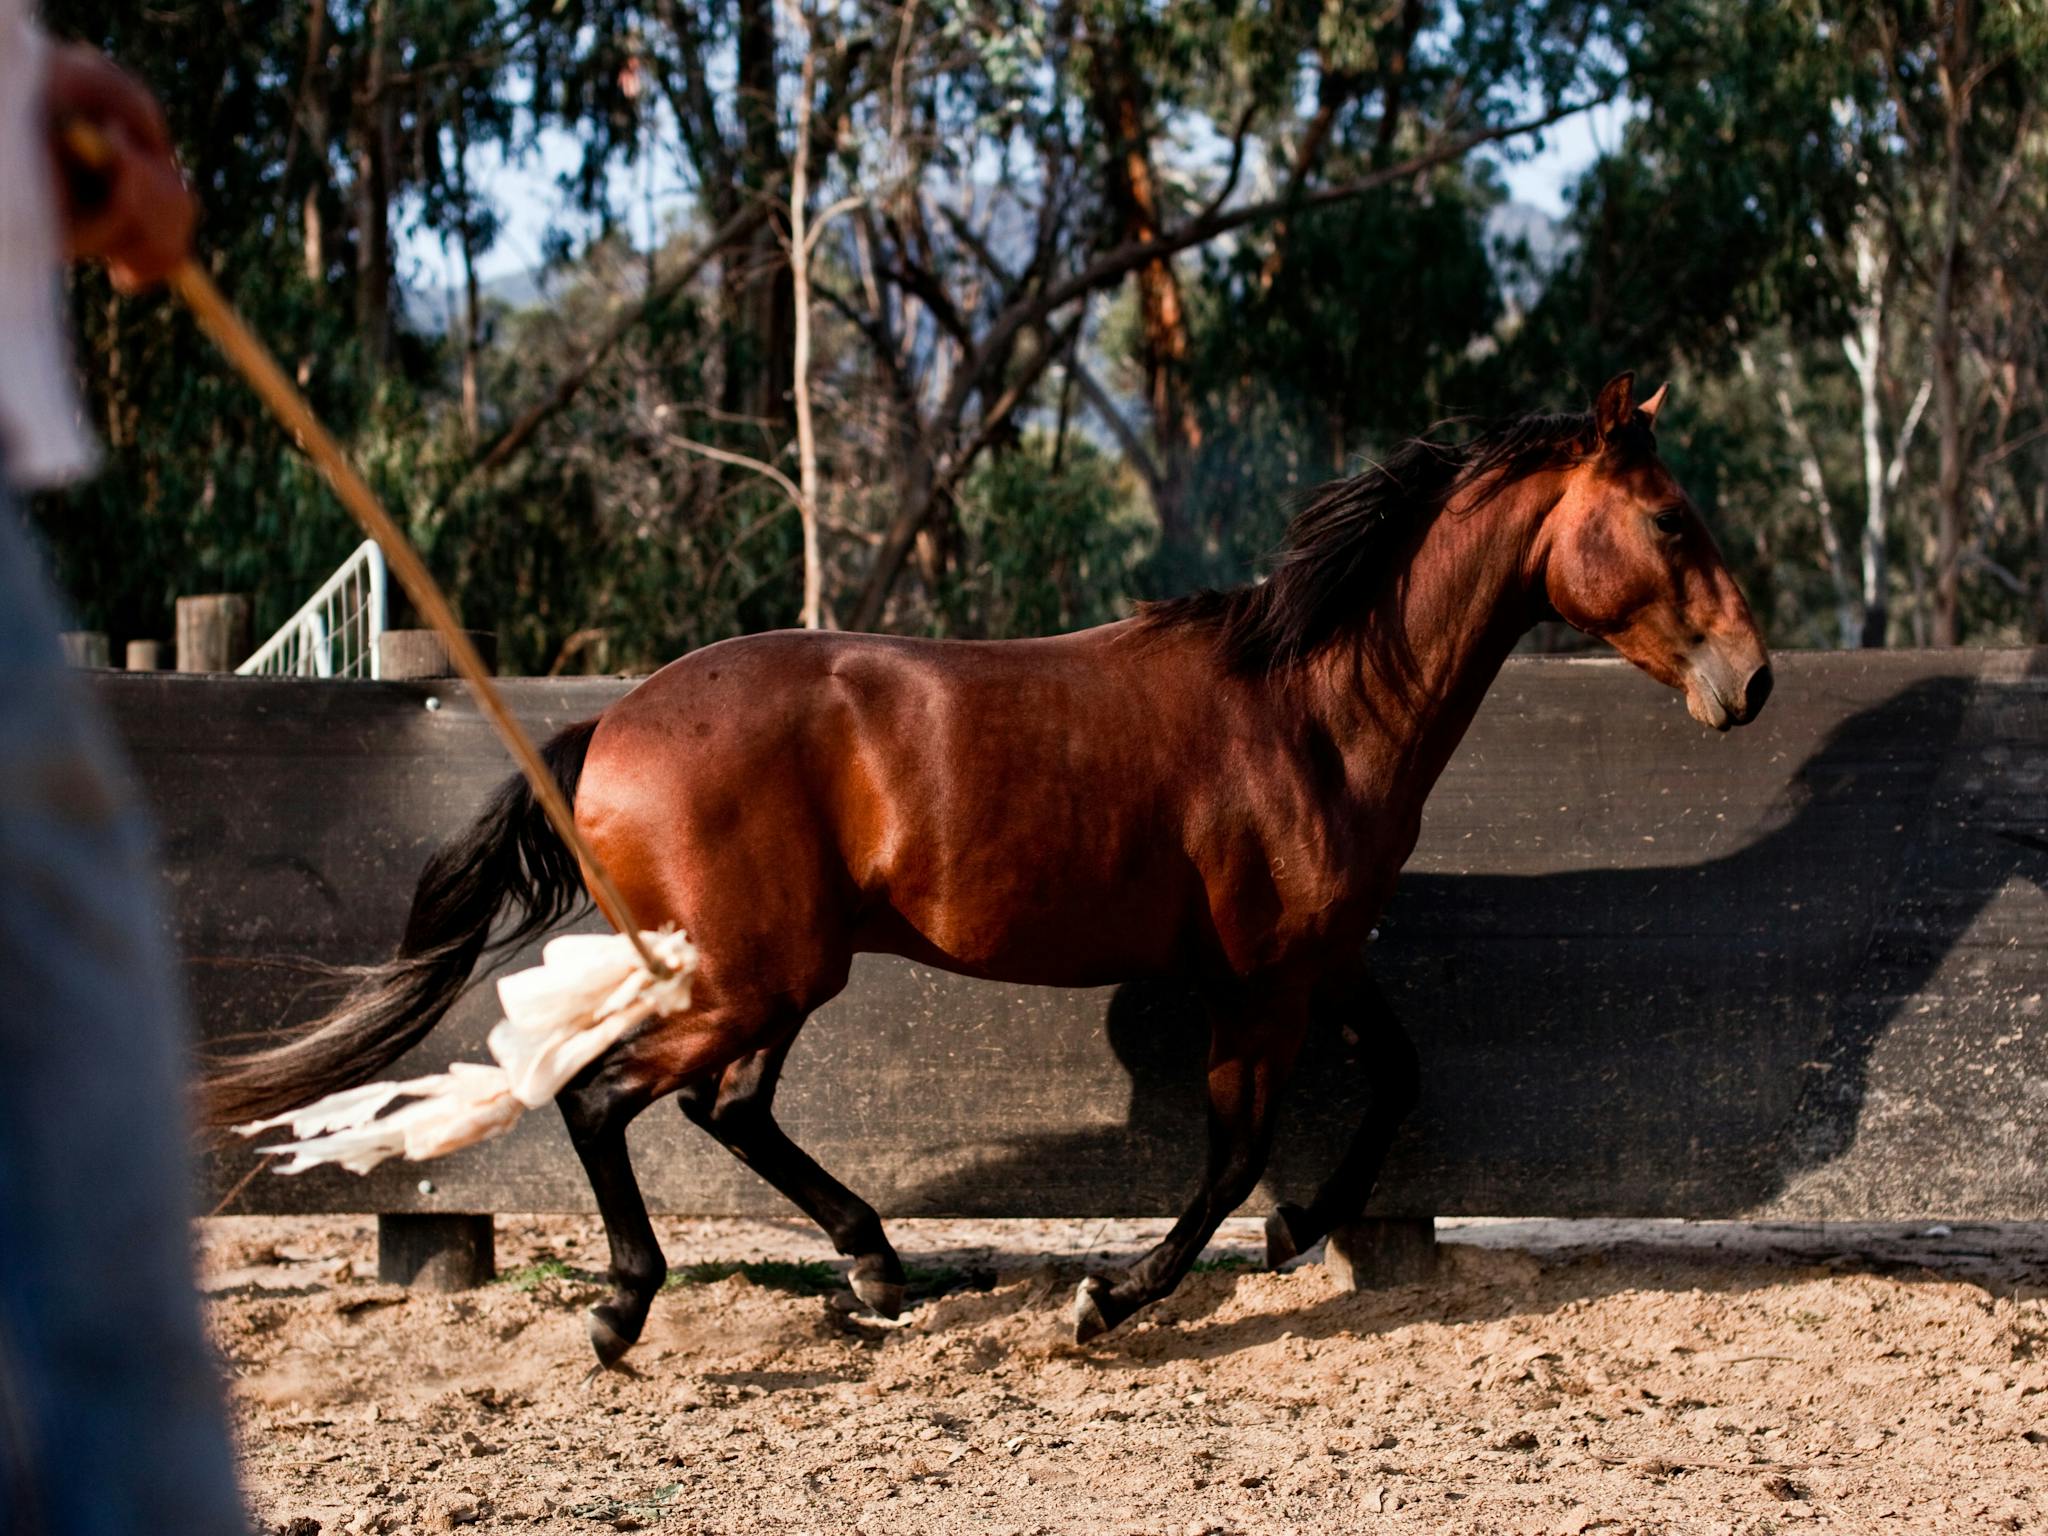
[32,0,2048,671]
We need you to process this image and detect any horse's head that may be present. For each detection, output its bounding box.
[1540,372,1771,730]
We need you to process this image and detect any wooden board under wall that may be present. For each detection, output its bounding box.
[91,650,2048,1221]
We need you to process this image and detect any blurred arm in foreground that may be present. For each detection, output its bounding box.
[0,13,245,1534]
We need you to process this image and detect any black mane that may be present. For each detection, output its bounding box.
[1139,410,1611,673]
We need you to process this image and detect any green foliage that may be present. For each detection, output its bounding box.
[1168,172,1504,591]
[43,270,399,640]
[494,1257,602,1290]
[22,0,2048,658]
[942,437,1154,638]
[663,1260,842,1294]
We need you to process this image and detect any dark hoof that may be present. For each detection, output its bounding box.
[1266,1203,1312,1270]
[1072,1276,1116,1345]
[848,1255,905,1320]
[587,1303,639,1368]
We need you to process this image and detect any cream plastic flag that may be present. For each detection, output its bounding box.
[241,928,697,1175]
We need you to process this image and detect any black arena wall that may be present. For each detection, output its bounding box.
[92,650,2048,1220]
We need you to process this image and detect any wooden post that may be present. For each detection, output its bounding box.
[374,625,498,1289]
[377,627,496,681]
[1326,1218,1438,1290]
[377,1213,494,1291]
[124,639,168,671]
[58,631,110,667]
[175,594,251,672]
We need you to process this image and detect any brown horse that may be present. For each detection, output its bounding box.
[206,372,1770,1364]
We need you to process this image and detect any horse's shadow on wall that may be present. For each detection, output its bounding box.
[898,666,2048,1221]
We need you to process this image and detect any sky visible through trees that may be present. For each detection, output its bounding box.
[400,84,1631,292]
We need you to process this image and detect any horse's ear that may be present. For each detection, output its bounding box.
[1639,381,1669,426]
[1594,371,1637,444]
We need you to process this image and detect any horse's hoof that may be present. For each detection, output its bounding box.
[1072,1276,1114,1345]
[587,1304,638,1368]
[849,1255,905,1320]
[1265,1203,1310,1270]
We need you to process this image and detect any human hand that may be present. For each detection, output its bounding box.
[46,43,195,292]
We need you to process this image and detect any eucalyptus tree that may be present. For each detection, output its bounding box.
[1486,0,2048,647]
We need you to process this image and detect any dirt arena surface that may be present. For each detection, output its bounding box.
[205,1215,2048,1535]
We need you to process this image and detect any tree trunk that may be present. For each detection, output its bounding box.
[454,117,483,446]
[2035,476,2048,644]
[1929,0,1976,646]
[1845,222,1890,647]
[1088,23,1198,546]
[788,16,823,631]
[459,246,482,445]
[1372,0,1425,161]
[354,0,395,370]
[1743,343,1857,647]
[300,0,329,285]
[722,0,793,434]
[1257,5,1415,292]
[1840,228,1929,652]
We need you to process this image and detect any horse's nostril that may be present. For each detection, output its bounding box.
[1743,662,1774,719]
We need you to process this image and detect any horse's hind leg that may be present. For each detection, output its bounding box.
[676,1032,907,1318]
[1265,971,1421,1267]
[557,1070,667,1367]
[1072,980,1309,1344]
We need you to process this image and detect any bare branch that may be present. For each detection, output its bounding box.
[934,313,1086,500]
[462,198,772,484]
[1977,416,2048,474]
[1887,376,1933,496]
[1192,102,1257,226]
[938,94,1613,446]
[1070,360,1163,492]
[1962,545,2029,596]
[804,192,871,256]
[668,432,806,510]
[850,313,1082,630]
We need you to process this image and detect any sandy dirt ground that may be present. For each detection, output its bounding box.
[204,1214,2048,1536]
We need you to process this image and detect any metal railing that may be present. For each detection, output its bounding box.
[236,540,388,680]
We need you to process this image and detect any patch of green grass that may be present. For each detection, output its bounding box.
[1192,1253,1258,1274]
[903,1263,967,1295]
[662,1259,842,1295]
[494,1258,604,1291]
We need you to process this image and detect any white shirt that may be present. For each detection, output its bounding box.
[0,0,95,489]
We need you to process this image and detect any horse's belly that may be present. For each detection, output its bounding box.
[859,861,1191,988]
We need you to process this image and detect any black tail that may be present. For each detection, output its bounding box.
[201,718,602,1128]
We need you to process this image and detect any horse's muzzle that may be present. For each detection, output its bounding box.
[1735,661,1773,723]
[1684,649,1772,731]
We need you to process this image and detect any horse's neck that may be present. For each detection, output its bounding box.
[1318,470,1559,805]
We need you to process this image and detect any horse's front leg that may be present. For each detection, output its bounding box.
[1265,971,1422,1267]
[675,1031,908,1318]
[1072,978,1310,1343]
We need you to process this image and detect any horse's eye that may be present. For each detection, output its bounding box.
[1652,508,1686,536]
